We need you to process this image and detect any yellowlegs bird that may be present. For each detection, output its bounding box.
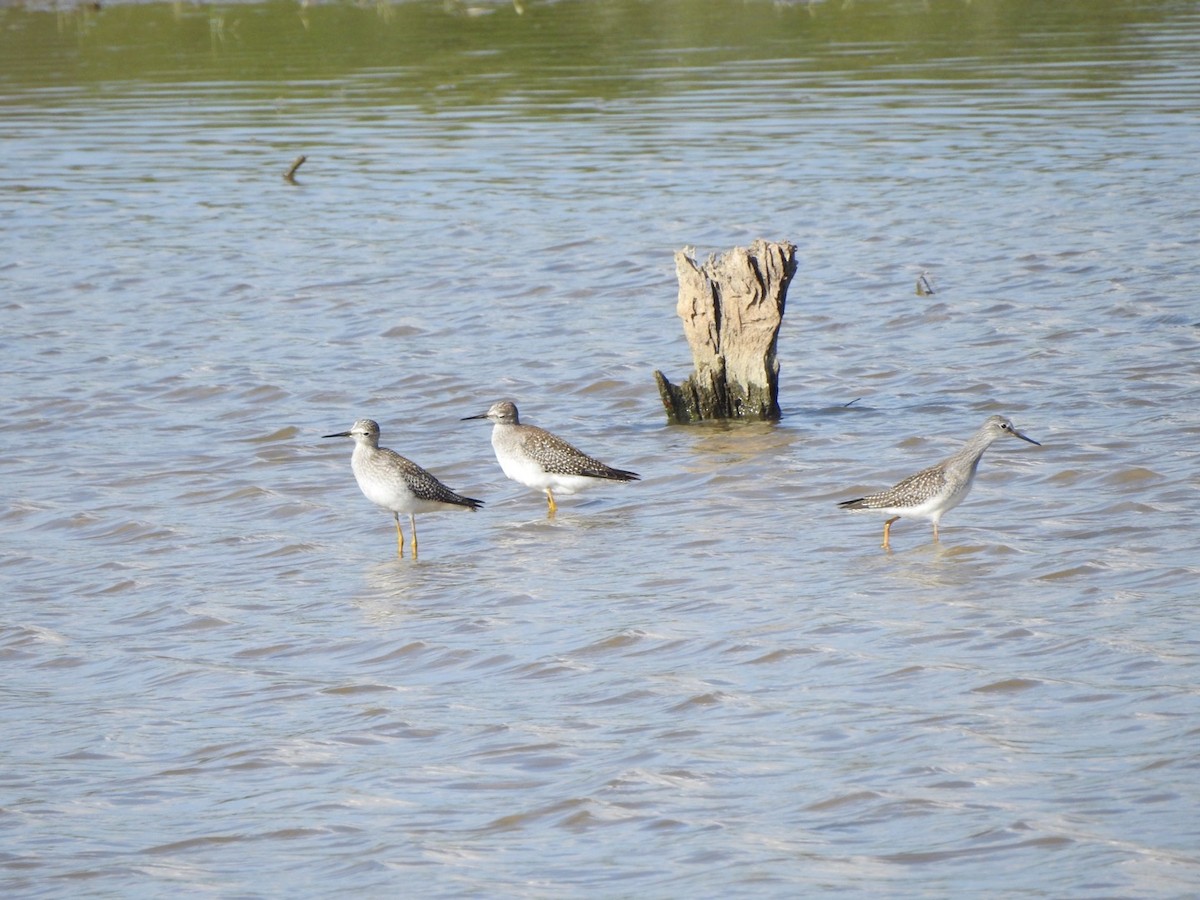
[323,419,482,558]
[462,400,639,514]
[838,415,1040,549]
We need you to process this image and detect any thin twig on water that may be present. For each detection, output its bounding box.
[284,155,307,183]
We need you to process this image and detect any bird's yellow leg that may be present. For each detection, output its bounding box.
[546,489,557,516]
[882,516,900,550]
[393,513,405,558]
[932,522,940,543]
[409,514,419,559]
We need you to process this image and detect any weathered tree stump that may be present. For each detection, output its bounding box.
[654,239,797,423]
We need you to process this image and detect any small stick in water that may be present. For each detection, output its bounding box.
[284,155,307,183]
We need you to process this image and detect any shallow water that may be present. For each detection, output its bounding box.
[2,0,1199,896]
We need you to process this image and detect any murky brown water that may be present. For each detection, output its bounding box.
[3,0,1199,895]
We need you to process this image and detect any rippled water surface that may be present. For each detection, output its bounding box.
[3,0,1199,895]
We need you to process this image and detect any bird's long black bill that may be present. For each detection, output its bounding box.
[1015,431,1041,446]
[322,431,352,439]
[460,414,488,421]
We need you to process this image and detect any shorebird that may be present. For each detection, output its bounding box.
[838,415,1040,549]
[323,419,482,558]
[462,399,639,514]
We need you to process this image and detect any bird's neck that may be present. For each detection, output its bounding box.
[351,441,378,464]
[953,430,997,468]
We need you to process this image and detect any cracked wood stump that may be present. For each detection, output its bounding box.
[654,239,797,423]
